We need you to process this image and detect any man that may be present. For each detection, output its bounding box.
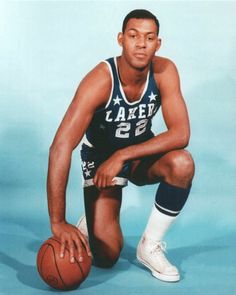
[47,9,195,282]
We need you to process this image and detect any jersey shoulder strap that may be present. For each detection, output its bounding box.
[102,57,121,108]
[104,57,119,85]
[148,61,160,95]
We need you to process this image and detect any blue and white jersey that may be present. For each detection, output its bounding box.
[85,57,161,154]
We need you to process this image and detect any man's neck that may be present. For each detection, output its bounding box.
[117,56,149,86]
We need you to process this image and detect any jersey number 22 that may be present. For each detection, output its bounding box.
[115,119,148,138]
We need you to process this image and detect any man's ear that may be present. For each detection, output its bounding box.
[156,38,162,52]
[117,32,123,47]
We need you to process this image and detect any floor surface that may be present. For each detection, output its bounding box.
[1,187,235,295]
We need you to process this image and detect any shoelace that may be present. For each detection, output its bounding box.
[149,241,175,268]
[150,241,167,254]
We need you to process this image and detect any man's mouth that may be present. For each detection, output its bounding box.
[134,53,147,58]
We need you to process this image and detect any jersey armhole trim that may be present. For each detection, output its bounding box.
[102,60,114,109]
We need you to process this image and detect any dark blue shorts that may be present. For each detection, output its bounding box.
[80,143,131,188]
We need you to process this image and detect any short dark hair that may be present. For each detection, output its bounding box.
[122,9,160,35]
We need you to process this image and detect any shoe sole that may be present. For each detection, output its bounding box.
[137,254,180,282]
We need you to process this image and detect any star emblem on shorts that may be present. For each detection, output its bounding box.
[149,92,157,102]
[84,170,91,177]
[113,95,122,105]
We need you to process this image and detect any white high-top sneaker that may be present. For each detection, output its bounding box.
[137,235,180,282]
[76,215,88,239]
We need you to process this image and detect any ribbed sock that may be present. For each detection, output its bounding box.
[144,181,191,241]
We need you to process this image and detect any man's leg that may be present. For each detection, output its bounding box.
[129,149,195,281]
[82,185,123,268]
[140,149,194,238]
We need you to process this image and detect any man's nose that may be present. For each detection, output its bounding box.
[136,36,146,48]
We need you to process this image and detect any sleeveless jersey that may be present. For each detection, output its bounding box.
[85,57,161,154]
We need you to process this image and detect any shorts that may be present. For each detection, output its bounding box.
[80,143,131,188]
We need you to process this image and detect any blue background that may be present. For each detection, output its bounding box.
[0,1,235,294]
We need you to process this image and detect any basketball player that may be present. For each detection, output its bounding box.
[47,9,195,282]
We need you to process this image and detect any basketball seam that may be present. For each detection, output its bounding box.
[38,244,49,276]
[50,237,86,280]
[74,257,85,280]
[48,244,68,289]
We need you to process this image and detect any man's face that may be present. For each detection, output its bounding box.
[118,18,161,69]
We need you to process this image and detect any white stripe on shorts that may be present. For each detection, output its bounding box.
[83,177,128,188]
[81,135,94,148]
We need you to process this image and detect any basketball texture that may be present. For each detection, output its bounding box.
[37,237,92,290]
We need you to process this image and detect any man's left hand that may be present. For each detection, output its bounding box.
[93,152,124,189]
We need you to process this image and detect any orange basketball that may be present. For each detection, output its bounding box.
[37,237,92,290]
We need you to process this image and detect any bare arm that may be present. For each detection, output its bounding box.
[47,62,111,261]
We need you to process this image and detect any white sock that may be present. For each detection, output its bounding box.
[144,206,177,242]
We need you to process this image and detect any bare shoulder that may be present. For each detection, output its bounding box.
[49,61,113,149]
[152,56,181,91]
[152,56,179,75]
[76,61,112,108]
[82,61,111,84]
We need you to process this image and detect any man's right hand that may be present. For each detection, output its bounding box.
[51,221,92,263]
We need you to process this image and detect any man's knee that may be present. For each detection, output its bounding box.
[93,251,120,268]
[165,150,195,186]
[90,236,123,268]
[93,245,120,268]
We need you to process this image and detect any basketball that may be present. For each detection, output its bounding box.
[37,237,92,290]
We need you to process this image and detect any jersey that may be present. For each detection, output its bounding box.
[84,57,161,154]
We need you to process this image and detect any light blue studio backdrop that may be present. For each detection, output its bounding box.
[0,1,236,295]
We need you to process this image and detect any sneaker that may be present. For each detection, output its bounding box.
[136,236,180,282]
[76,214,88,239]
